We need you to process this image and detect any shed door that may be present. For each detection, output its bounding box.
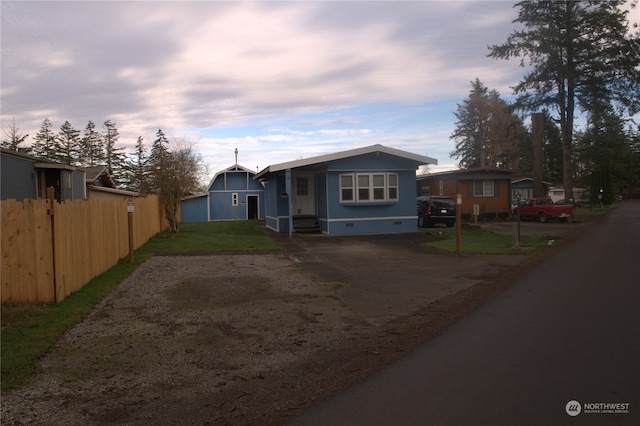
[292,172,315,216]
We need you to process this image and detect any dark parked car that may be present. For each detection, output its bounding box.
[417,196,456,228]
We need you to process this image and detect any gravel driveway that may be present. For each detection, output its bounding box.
[1,221,588,425]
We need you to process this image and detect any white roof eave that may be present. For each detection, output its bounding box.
[255,144,437,180]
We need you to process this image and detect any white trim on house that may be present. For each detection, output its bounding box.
[255,144,437,180]
[206,163,259,190]
[325,215,417,223]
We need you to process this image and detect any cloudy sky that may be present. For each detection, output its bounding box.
[2,1,545,176]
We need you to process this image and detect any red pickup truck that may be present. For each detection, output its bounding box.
[514,197,574,223]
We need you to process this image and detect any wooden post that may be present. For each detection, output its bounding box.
[456,193,462,255]
[47,187,58,303]
[127,199,135,263]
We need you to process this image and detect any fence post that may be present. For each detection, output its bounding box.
[47,187,58,303]
[127,199,135,263]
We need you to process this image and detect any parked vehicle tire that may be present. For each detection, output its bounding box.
[539,211,547,223]
[446,220,455,228]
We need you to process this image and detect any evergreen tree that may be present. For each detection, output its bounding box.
[450,79,526,170]
[123,136,150,193]
[1,119,30,152]
[102,120,126,184]
[578,109,638,203]
[57,121,81,165]
[488,0,640,202]
[80,120,105,167]
[148,129,170,192]
[31,118,58,160]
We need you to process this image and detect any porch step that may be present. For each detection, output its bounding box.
[293,216,321,233]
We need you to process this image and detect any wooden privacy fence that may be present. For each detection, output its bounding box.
[1,194,166,303]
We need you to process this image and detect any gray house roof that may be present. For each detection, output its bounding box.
[255,144,437,180]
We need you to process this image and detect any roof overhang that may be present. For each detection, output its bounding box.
[417,167,512,181]
[34,162,77,171]
[88,185,143,197]
[255,144,437,180]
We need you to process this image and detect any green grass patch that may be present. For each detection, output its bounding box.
[145,221,280,253]
[1,221,278,392]
[423,225,552,254]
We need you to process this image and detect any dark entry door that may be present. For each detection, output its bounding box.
[247,195,258,220]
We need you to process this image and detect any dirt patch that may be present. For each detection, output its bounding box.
[1,221,594,426]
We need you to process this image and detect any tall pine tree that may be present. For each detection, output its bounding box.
[1,119,30,152]
[123,136,150,193]
[148,129,170,192]
[488,0,640,202]
[57,121,81,165]
[32,118,58,160]
[102,120,126,184]
[450,79,526,170]
[80,120,105,167]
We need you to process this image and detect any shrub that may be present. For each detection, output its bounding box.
[485,212,497,221]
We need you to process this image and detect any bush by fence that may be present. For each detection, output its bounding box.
[1,195,166,303]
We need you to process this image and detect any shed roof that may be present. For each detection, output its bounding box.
[206,163,259,190]
[255,144,437,180]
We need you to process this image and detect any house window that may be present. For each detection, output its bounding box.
[232,193,238,206]
[473,180,495,197]
[388,173,398,201]
[340,173,399,203]
[340,174,354,201]
[512,189,533,200]
[439,180,444,196]
[372,174,385,200]
[296,177,309,196]
[357,175,370,201]
[65,173,72,189]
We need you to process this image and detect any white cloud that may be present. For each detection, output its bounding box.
[2,1,523,177]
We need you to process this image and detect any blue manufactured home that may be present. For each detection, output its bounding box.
[255,144,437,235]
[180,164,265,223]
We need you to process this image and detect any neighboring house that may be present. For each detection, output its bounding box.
[1,148,86,201]
[511,177,552,205]
[547,186,588,204]
[180,164,266,223]
[255,144,437,235]
[416,168,512,217]
[82,166,142,200]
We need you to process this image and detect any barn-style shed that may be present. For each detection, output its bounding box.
[180,163,265,223]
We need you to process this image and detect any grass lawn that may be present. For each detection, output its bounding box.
[422,225,555,254]
[1,221,279,392]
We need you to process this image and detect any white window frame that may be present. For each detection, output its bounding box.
[387,173,399,201]
[473,180,495,197]
[340,172,399,203]
[340,174,354,202]
[232,192,238,206]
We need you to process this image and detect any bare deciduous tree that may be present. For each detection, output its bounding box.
[153,138,206,232]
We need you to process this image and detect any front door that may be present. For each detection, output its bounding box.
[247,195,258,220]
[292,172,315,216]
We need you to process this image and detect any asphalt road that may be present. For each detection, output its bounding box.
[282,201,640,426]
